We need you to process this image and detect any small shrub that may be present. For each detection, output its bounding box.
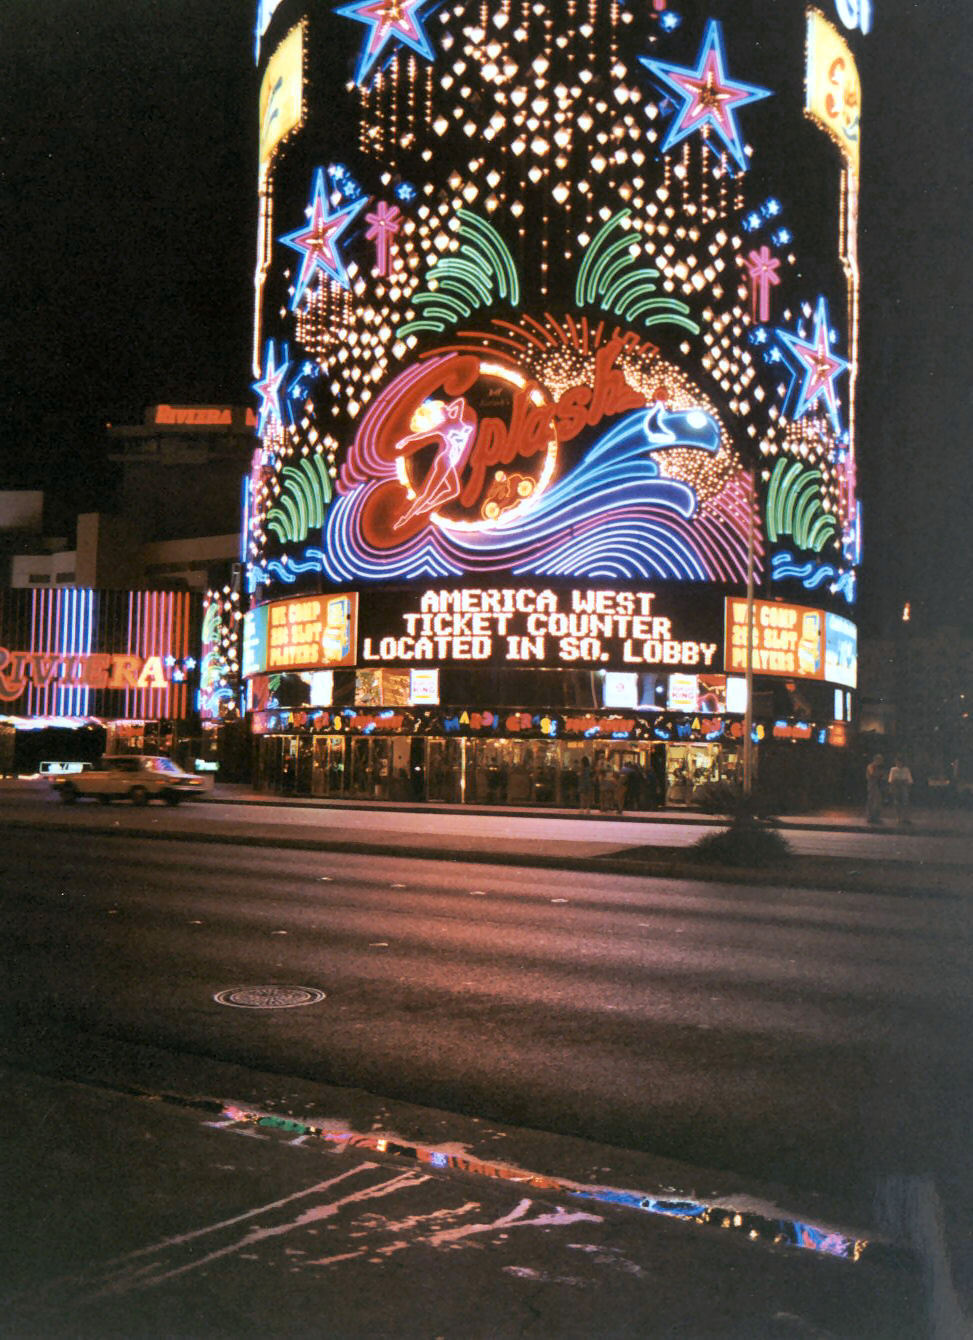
[690,820,793,868]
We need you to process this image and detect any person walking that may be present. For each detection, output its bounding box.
[888,757,914,824]
[865,753,885,824]
[577,756,594,816]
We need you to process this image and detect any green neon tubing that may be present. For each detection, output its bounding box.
[590,234,638,299]
[575,209,631,306]
[604,275,660,312]
[458,211,519,304]
[438,256,493,304]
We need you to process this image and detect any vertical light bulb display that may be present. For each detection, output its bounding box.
[248,0,864,611]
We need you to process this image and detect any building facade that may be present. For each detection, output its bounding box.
[244,0,867,807]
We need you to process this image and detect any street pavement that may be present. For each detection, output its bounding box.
[0,1061,925,1339]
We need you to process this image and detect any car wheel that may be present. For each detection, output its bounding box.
[163,791,181,806]
[97,794,112,805]
[60,783,77,805]
[130,786,149,806]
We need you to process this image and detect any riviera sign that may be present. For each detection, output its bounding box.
[0,649,173,702]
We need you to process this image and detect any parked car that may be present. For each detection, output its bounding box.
[51,755,205,806]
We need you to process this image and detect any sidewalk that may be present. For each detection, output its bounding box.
[5,777,972,895]
[1,1061,924,1339]
[205,780,973,838]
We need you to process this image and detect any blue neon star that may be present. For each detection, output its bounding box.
[280,168,368,304]
[336,0,437,86]
[775,297,849,433]
[639,19,772,173]
[253,341,289,437]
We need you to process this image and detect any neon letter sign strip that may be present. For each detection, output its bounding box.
[638,20,772,174]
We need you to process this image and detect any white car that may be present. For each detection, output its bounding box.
[52,755,205,806]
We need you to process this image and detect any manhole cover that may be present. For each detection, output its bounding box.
[213,986,327,1009]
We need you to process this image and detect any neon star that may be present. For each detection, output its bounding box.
[336,0,437,86]
[280,168,367,305]
[639,19,772,173]
[253,341,289,437]
[776,297,849,433]
[744,246,781,323]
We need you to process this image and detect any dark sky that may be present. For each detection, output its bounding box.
[1,1,970,635]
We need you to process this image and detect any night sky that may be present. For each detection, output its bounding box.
[2,1,969,635]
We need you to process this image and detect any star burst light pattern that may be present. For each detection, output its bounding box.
[775,297,849,434]
[365,201,403,276]
[253,341,290,438]
[639,20,772,173]
[336,0,437,86]
[280,168,368,306]
[744,246,781,323]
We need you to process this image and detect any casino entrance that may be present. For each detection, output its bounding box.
[253,732,740,809]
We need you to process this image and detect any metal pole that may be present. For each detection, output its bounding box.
[742,468,756,805]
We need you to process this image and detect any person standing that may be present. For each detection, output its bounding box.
[865,753,885,824]
[888,757,914,824]
[577,756,594,816]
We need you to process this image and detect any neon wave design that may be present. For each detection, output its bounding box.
[252,407,763,587]
[771,551,856,603]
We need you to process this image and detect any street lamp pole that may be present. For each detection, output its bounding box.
[742,468,756,805]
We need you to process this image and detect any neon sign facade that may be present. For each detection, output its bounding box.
[0,589,197,720]
[247,1,864,750]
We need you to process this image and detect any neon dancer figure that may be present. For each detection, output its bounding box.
[393,397,477,529]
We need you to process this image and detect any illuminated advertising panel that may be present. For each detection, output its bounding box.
[603,673,638,710]
[805,8,861,178]
[725,598,826,681]
[258,23,304,172]
[825,612,858,687]
[243,593,358,677]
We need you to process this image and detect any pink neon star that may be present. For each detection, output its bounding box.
[639,20,771,173]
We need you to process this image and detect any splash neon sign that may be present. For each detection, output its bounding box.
[340,336,719,549]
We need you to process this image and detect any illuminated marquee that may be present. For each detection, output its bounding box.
[0,649,174,703]
[153,405,257,428]
[360,587,720,671]
[0,588,196,719]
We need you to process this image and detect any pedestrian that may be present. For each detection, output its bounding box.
[887,757,914,824]
[865,753,885,824]
[577,756,593,816]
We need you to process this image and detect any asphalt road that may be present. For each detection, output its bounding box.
[3,822,970,1241]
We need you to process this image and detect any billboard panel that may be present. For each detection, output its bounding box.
[243,592,358,676]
